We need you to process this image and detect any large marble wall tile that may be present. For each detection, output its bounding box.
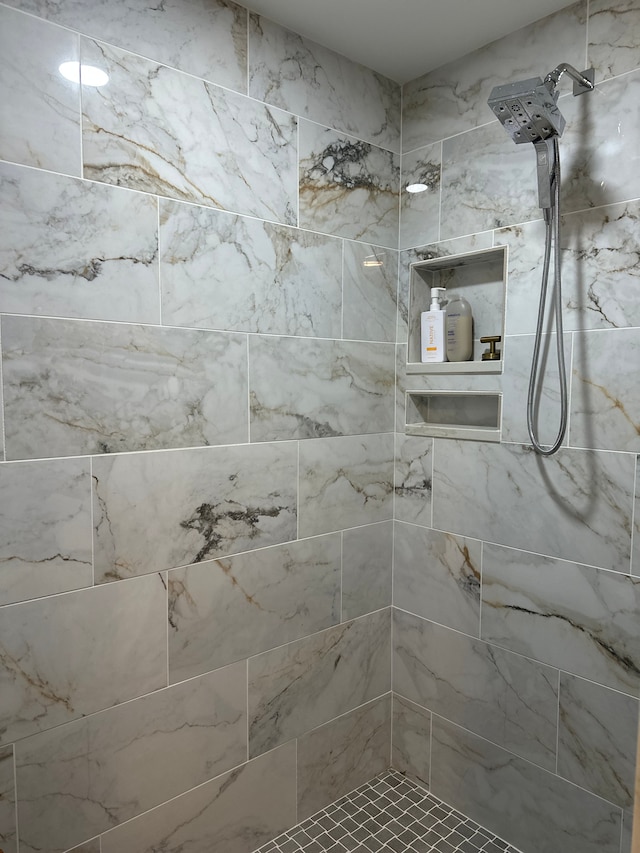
[66,841,100,853]
[93,442,297,582]
[343,241,398,343]
[299,120,400,247]
[2,316,248,459]
[168,535,341,682]
[394,610,558,769]
[391,694,431,788]
[0,746,16,853]
[249,15,400,152]
[432,440,635,572]
[589,0,640,80]
[297,696,391,820]
[0,458,92,606]
[6,0,248,92]
[249,336,395,441]
[401,1,586,152]
[298,434,394,537]
[81,39,297,225]
[571,328,640,452]
[394,523,481,637]
[558,672,638,808]
[394,434,433,526]
[634,455,640,577]
[100,742,296,853]
[160,200,342,338]
[0,6,80,175]
[16,663,247,853]
[248,609,391,757]
[399,144,441,250]
[0,162,159,323]
[482,543,640,695]
[342,522,393,621]
[0,573,167,744]
[431,716,622,853]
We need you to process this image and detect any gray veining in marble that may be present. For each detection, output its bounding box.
[431,716,623,853]
[0,745,16,853]
[558,672,638,808]
[394,434,433,526]
[394,523,481,637]
[394,609,558,769]
[249,336,395,441]
[299,120,400,248]
[81,38,297,225]
[634,455,640,577]
[432,439,635,572]
[341,522,393,621]
[0,458,92,606]
[0,573,167,745]
[0,162,159,323]
[399,144,441,250]
[482,543,640,695]
[298,434,394,537]
[391,694,431,788]
[160,199,342,338]
[16,663,247,853]
[0,6,81,175]
[297,696,391,820]
[168,535,341,683]
[2,315,248,459]
[589,0,640,80]
[93,442,297,582]
[100,742,297,853]
[249,14,400,152]
[248,609,391,757]
[343,241,398,343]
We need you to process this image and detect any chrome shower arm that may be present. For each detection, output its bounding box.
[544,63,595,95]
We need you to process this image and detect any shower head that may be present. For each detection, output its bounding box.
[487,77,565,144]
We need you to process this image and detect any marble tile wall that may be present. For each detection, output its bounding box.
[0,2,398,850]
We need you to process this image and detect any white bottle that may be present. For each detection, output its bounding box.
[445,294,473,362]
[421,287,447,363]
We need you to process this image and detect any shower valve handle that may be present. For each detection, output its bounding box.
[480,336,501,361]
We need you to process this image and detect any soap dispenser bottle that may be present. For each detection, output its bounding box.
[421,287,447,363]
[445,293,473,362]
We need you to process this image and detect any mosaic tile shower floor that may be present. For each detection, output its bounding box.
[253,770,522,853]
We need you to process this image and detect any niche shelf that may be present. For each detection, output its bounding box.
[405,391,502,442]
[407,246,507,375]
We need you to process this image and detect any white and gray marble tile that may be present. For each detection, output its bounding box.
[249,336,395,441]
[343,241,398,343]
[401,1,587,152]
[81,39,297,225]
[634,455,640,577]
[249,15,400,152]
[100,742,296,853]
[482,543,640,695]
[16,663,247,853]
[341,521,393,621]
[589,0,640,80]
[2,316,248,459]
[0,162,159,323]
[432,439,635,572]
[394,610,558,769]
[65,841,100,853]
[558,672,638,808]
[0,745,16,853]
[0,6,81,175]
[394,434,433,526]
[168,535,341,682]
[392,695,431,789]
[0,458,92,606]
[299,120,400,247]
[160,200,342,338]
[298,434,394,537]
[399,144,441,250]
[570,328,640,452]
[5,0,248,92]
[248,609,391,757]
[297,695,391,820]
[0,573,167,744]
[93,442,297,582]
[394,523,481,637]
[431,716,623,853]
[623,811,634,853]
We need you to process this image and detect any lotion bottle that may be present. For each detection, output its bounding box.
[445,293,473,361]
[421,287,447,363]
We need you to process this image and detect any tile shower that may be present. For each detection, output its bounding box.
[0,3,638,853]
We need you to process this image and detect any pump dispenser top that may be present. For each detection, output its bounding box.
[430,287,446,309]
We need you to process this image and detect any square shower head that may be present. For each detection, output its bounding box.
[488,76,566,144]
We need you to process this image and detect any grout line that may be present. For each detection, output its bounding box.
[555,668,561,776]
[157,197,163,325]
